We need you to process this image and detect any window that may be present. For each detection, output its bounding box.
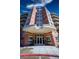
[47,37,51,42]
[28,36,34,45]
[36,7,43,27]
[46,36,51,45]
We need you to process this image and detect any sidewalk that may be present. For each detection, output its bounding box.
[20,46,59,59]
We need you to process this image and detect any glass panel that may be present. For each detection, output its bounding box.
[37,37,39,43]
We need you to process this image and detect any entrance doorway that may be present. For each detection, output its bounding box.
[34,34,45,46]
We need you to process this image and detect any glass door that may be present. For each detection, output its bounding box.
[35,34,44,46]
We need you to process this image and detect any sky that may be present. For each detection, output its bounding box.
[20,0,59,16]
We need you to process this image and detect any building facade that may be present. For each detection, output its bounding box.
[20,0,58,47]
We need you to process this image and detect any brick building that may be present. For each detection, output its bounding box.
[20,0,58,47]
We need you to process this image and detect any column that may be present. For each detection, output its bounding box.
[51,34,57,46]
[42,36,43,45]
[29,7,37,25]
[23,32,29,46]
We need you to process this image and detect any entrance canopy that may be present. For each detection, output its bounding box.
[23,25,56,34]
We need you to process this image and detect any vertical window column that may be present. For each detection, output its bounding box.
[36,7,43,27]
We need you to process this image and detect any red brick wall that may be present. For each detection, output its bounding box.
[23,32,29,46]
[44,32,56,46]
[42,8,49,24]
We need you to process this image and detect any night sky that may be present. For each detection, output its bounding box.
[20,0,59,16]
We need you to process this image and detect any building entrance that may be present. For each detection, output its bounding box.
[34,34,45,46]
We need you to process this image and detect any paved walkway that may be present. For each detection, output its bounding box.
[20,46,59,59]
